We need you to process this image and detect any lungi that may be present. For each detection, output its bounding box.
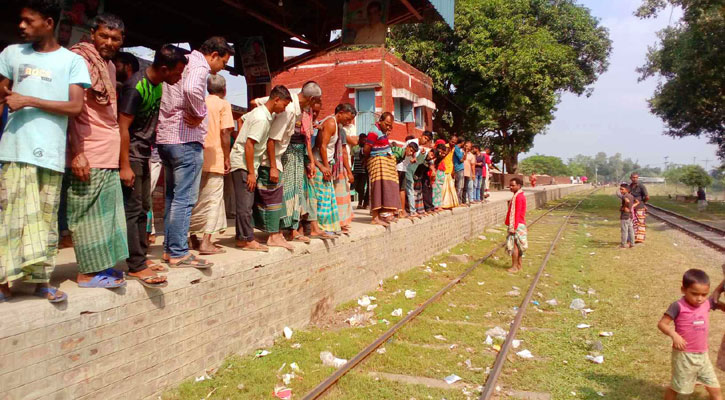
[441,173,459,209]
[413,180,425,214]
[367,155,401,211]
[253,166,285,233]
[310,169,340,233]
[506,224,529,255]
[190,172,227,234]
[0,162,62,283]
[281,143,309,230]
[633,208,647,243]
[334,175,353,228]
[68,168,129,274]
[433,170,444,208]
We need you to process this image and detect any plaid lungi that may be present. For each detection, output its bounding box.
[68,168,129,274]
[634,208,647,243]
[253,166,285,233]
[334,174,353,228]
[281,143,309,230]
[506,224,529,255]
[413,180,425,214]
[367,155,401,211]
[433,170,444,208]
[310,169,340,233]
[0,162,63,284]
[190,172,227,234]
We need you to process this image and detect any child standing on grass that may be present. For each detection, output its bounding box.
[619,183,638,248]
[658,269,723,400]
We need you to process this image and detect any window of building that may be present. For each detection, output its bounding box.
[414,106,424,128]
[394,98,414,122]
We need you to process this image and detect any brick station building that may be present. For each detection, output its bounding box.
[272,47,436,142]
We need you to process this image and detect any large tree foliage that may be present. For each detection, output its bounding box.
[390,0,611,172]
[666,164,713,188]
[637,0,725,159]
[565,152,660,182]
[519,155,570,175]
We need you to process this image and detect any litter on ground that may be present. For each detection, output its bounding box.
[283,327,293,340]
[405,290,417,299]
[577,323,591,329]
[274,386,292,400]
[357,296,371,307]
[516,349,534,359]
[391,308,403,317]
[586,355,604,364]
[255,350,271,358]
[434,334,448,341]
[570,298,586,310]
[444,374,462,385]
[485,326,508,340]
[599,332,614,337]
[320,351,347,368]
[546,299,559,306]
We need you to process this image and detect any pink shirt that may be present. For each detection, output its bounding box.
[666,297,715,353]
[464,152,475,177]
[156,50,210,145]
[67,60,120,169]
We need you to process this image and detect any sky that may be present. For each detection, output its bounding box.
[522,0,719,171]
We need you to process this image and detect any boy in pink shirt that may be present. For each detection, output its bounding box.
[658,269,724,400]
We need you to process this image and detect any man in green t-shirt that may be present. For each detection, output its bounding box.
[118,44,188,288]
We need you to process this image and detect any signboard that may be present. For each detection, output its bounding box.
[57,0,105,47]
[342,0,390,45]
[241,37,272,86]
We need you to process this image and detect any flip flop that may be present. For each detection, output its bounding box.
[145,262,169,272]
[78,274,126,289]
[127,274,168,289]
[309,233,335,240]
[169,254,213,269]
[198,247,226,255]
[292,235,311,243]
[34,286,68,303]
[99,268,124,280]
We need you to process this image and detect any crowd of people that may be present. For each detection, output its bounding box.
[0,1,505,303]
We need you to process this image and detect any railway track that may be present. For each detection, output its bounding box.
[647,204,725,252]
[301,190,596,400]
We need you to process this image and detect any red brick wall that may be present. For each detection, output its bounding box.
[271,47,435,142]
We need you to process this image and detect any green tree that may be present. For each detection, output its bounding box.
[390,0,612,172]
[678,165,713,188]
[637,0,725,159]
[519,155,570,176]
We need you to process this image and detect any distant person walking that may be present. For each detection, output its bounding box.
[629,173,649,243]
[697,186,708,212]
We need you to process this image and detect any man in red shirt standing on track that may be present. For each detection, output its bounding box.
[505,177,527,273]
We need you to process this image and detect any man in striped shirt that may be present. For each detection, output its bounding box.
[156,36,234,268]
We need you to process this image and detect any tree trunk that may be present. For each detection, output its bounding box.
[504,152,519,174]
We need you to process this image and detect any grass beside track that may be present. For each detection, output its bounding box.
[163,190,725,400]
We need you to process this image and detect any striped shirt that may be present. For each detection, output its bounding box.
[156,50,210,145]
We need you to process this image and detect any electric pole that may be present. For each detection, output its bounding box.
[703,159,712,171]
[664,156,669,170]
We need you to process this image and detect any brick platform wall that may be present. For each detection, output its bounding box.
[0,185,589,400]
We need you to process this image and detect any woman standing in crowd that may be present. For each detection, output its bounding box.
[363,112,401,226]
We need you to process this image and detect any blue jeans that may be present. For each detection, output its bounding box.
[405,178,416,214]
[473,174,483,202]
[158,143,203,258]
[465,177,474,203]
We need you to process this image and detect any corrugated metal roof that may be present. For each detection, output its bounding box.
[429,0,455,28]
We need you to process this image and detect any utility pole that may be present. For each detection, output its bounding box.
[693,156,697,165]
[595,165,598,185]
[664,155,669,170]
[703,159,712,171]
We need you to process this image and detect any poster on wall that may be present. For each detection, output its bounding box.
[241,37,272,86]
[342,0,389,45]
[56,0,105,48]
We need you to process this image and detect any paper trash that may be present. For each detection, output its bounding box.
[320,351,347,368]
[485,336,493,345]
[444,374,462,385]
[274,386,292,400]
[516,349,534,359]
[577,323,591,329]
[405,290,417,299]
[367,304,378,311]
[434,334,447,341]
[439,263,448,268]
[255,350,271,358]
[512,339,522,349]
[599,332,614,337]
[586,355,604,364]
[357,296,371,307]
[290,362,301,372]
[391,308,403,317]
[546,299,559,306]
[283,327,293,340]
[570,298,586,310]
[485,326,507,340]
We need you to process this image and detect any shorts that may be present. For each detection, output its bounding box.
[671,350,720,394]
[398,171,406,191]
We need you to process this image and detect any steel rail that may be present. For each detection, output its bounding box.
[301,199,573,400]
[647,204,725,252]
[479,197,587,400]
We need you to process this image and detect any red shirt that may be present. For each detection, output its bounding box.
[483,153,492,177]
[505,192,526,228]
